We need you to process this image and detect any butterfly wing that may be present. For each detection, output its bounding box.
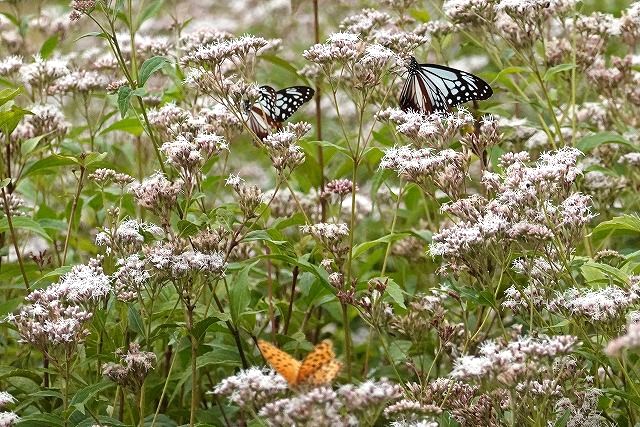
[247,85,281,140]
[400,57,493,114]
[273,86,315,121]
[296,340,336,384]
[258,340,301,386]
[307,359,342,385]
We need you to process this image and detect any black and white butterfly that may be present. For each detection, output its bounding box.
[246,85,315,140]
[399,57,493,114]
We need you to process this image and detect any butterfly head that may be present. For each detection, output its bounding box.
[406,56,420,74]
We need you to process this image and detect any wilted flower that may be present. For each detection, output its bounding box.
[130,172,182,218]
[103,343,156,392]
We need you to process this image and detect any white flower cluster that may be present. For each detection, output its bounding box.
[450,334,578,381]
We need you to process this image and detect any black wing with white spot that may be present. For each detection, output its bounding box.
[399,57,493,114]
[273,86,315,121]
[247,85,281,140]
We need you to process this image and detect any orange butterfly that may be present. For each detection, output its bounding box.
[257,339,342,387]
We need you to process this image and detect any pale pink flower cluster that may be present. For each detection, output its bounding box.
[103,343,156,392]
[95,219,163,254]
[377,108,475,148]
[549,285,640,323]
[262,122,311,173]
[213,367,288,409]
[429,149,593,272]
[130,172,182,217]
[450,334,578,380]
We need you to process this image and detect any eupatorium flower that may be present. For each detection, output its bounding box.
[213,367,288,409]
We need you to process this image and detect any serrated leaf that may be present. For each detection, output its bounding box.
[0,105,32,135]
[31,266,72,287]
[139,56,170,87]
[177,219,199,237]
[117,86,132,117]
[196,344,244,368]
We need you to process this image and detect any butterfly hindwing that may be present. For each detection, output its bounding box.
[307,359,342,385]
[258,339,301,386]
[297,340,335,384]
[400,57,493,114]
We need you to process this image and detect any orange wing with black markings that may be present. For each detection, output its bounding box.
[257,339,341,387]
[258,340,301,386]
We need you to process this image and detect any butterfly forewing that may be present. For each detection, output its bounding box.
[258,340,301,386]
[274,86,315,121]
[400,56,493,114]
[297,340,335,384]
[246,85,314,140]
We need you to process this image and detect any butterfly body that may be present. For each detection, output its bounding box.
[246,85,314,140]
[400,56,493,114]
[258,339,341,387]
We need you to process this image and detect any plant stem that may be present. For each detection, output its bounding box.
[63,165,86,265]
[341,302,352,381]
[283,266,299,335]
[1,188,29,290]
[186,305,198,427]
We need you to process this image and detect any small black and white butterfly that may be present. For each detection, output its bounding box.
[399,56,493,114]
[245,85,315,140]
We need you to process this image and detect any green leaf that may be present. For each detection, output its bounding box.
[117,86,133,117]
[591,214,640,240]
[20,133,51,156]
[351,233,411,260]
[40,35,59,59]
[385,278,406,309]
[581,261,629,286]
[543,63,575,81]
[15,414,65,427]
[21,154,77,178]
[0,105,32,135]
[136,0,164,29]
[490,66,528,85]
[75,31,111,42]
[0,217,52,242]
[138,56,170,87]
[261,54,308,82]
[99,117,143,136]
[31,266,72,288]
[128,305,146,337]
[0,87,21,107]
[576,132,634,153]
[70,381,114,414]
[177,219,199,237]
[197,344,245,368]
[229,262,257,325]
